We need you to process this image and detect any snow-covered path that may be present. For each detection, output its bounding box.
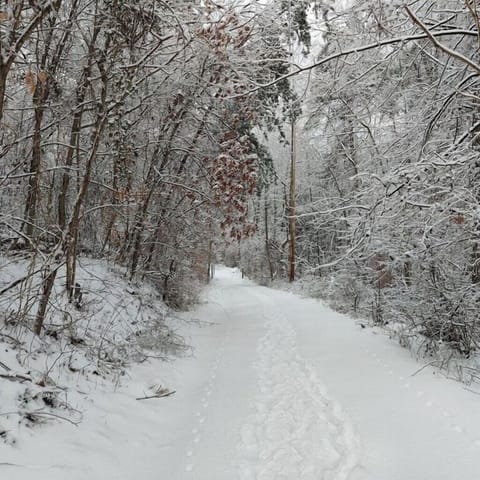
[163,266,480,480]
[3,265,480,479]
[236,293,359,480]
[171,269,360,480]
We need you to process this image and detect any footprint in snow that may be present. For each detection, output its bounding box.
[237,314,360,480]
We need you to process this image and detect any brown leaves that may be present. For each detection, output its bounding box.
[25,71,36,95]
[24,70,48,95]
[211,134,258,240]
[371,253,393,289]
[0,11,8,21]
[195,5,251,55]
[37,71,48,84]
[451,214,465,225]
[114,188,148,203]
[223,131,237,141]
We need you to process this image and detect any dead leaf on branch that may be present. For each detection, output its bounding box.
[37,71,48,84]
[25,71,36,95]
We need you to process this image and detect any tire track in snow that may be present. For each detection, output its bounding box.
[237,309,360,480]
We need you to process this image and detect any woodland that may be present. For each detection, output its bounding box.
[2,0,480,373]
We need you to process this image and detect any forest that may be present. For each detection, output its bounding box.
[2,0,480,374]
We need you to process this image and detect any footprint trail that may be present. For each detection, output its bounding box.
[237,309,360,480]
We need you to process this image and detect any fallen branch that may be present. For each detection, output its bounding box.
[136,390,176,401]
[410,360,439,377]
[0,373,32,383]
[27,410,81,426]
[0,266,45,296]
[0,360,11,372]
[0,410,80,426]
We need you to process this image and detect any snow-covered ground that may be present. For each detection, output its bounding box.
[2,265,480,479]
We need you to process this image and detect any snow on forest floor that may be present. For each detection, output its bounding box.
[2,265,480,479]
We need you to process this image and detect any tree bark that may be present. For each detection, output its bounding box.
[34,266,58,335]
[288,120,296,282]
[264,194,275,281]
[24,84,45,238]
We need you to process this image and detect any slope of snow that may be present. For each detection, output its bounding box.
[2,265,480,479]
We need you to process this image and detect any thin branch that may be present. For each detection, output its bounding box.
[312,236,366,271]
[0,267,46,296]
[234,29,479,96]
[293,204,371,219]
[136,390,176,400]
[405,5,480,75]
[27,410,81,426]
[465,0,480,50]
[0,373,32,383]
[0,361,12,372]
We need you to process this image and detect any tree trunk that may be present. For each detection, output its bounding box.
[24,88,45,238]
[0,69,6,126]
[264,195,274,281]
[65,112,107,295]
[58,107,86,230]
[288,120,296,282]
[129,102,212,279]
[58,26,98,229]
[34,266,58,335]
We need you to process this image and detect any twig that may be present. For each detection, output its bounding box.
[0,373,32,383]
[0,410,80,426]
[464,387,480,395]
[136,390,176,400]
[233,28,479,97]
[0,333,23,346]
[410,360,439,377]
[28,411,81,426]
[0,266,45,296]
[405,5,480,75]
[0,360,11,372]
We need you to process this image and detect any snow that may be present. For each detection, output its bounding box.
[2,265,480,479]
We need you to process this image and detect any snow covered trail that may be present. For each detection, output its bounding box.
[236,293,359,480]
[3,265,480,480]
[167,266,480,480]
[158,268,359,480]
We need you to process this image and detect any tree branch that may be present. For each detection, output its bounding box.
[234,29,479,97]
[136,390,176,400]
[405,5,480,75]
